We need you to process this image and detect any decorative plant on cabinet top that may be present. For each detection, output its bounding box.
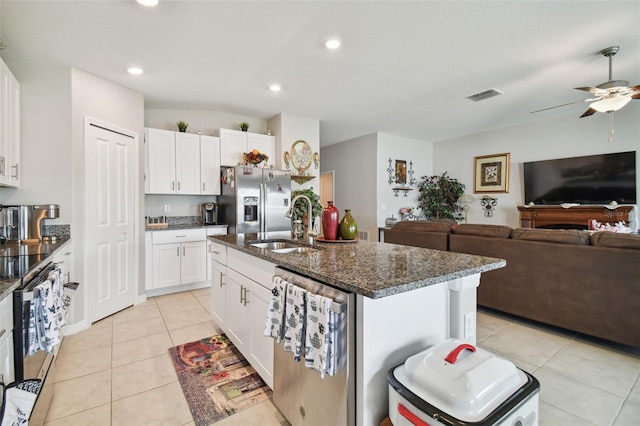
[417,172,465,220]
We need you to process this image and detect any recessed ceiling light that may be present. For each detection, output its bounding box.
[127,67,144,75]
[136,0,159,6]
[269,84,281,92]
[325,39,341,49]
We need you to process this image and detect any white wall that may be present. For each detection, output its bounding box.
[377,132,433,226]
[145,108,268,137]
[268,112,320,192]
[0,64,72,223]
[71,68,145,318]
[433,107,640,227]
[321,134,378,240]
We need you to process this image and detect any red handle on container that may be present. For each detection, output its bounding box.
[444,343,476,364]
[398,403,431,426]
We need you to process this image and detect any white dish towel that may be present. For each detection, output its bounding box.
[264,276,287,342]
[283,282,307,362]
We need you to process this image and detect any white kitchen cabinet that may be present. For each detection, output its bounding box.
[175,132,201,194]
[206,228,228,281]
[146,128,176,194]
[148,229,207,290]
[216,128,274,167]
[0,57,20,188]
[209,238,228,331]
[226,268,251,352]
[225,248,275,388]
[200,135,221,195]
[0,295,14,384]
[146,128,202,195]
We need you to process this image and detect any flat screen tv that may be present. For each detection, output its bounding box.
[523,151,637,205]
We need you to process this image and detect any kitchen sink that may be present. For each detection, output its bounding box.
[271,246,319,254]
[250,240,300,250]
[248,239,320,254]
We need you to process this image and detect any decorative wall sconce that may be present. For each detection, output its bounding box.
[387,158,416,197]
[313,152,319,169]
[283,151,290,169]
[456,194,475,223]
[480,195,497,217]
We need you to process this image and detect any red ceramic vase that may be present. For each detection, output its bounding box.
[322,201,340,240]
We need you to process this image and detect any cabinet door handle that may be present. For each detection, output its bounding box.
[202,182,206,192]
[175,235,187,238]
[219,271,225,287]
[171,181,175,191]
[178,181,181,191]
[243,287,249,306]
[239,285,244,304]
[177,247,180,256]
[11,164,18,179]
[183,246,186,256]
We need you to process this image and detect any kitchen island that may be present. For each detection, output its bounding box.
[209,232,505,426]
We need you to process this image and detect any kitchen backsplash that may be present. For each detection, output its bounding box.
[43,224,71,238]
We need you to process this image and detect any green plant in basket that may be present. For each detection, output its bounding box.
[417,172,465,220]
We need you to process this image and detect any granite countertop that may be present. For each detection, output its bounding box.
[0,238,72,301]
[145,224,228,232]
[209,233,505,299]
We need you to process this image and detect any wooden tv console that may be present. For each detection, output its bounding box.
[517,205,635,229]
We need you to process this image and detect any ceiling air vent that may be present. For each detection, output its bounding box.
[466,89,503,102]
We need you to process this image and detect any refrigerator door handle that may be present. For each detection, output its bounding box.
[259,183,266,233]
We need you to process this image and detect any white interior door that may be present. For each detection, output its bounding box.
[86,122,135,323]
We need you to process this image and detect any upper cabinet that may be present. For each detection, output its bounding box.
[215,128,274,167]
[145,128,220,195]
[200,135,220,195]
[0,57,20,188]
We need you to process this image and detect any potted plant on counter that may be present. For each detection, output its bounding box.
[291,189,322,228]
[417,172,465,220]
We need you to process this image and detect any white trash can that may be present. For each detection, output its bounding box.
[388,339,539,426]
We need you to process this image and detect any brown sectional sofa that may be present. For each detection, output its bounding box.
[384,221,640,348]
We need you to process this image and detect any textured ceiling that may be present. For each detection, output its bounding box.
[1,1,639,146]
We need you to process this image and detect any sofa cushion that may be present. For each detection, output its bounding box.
[391,221,452,233]
[590,231,640,250]
[452,224,512,239]
[511,228,589,245]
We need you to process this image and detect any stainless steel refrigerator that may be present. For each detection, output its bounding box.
[219,166,291,234]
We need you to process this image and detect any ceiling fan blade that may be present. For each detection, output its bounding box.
[530,97,600,114]
[580,107,597,118]
[575,86,604,95]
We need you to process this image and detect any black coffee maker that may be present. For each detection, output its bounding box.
[201,203,218,225]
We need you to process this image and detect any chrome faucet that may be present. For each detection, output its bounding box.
[285,194,315,242]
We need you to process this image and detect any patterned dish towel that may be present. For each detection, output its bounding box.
[304,293,331,378]
[264,276,287,342]
[283,282,307,362]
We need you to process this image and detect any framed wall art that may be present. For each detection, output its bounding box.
[474,153,510,193]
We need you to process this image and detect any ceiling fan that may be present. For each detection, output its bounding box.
[532,46,640,117]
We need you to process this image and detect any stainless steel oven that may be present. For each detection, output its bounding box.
[11,261,67,426]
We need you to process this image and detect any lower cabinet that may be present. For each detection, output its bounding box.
[214,247,275,388]
[0,295,14,384]
[146,229,207,292]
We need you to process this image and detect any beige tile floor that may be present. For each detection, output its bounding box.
[45,289,640,426]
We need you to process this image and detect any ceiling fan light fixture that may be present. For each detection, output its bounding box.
[590,95,632,113]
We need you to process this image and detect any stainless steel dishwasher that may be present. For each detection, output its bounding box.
[272,267,355,426]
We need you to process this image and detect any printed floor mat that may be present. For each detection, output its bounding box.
[168,334,272,425]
